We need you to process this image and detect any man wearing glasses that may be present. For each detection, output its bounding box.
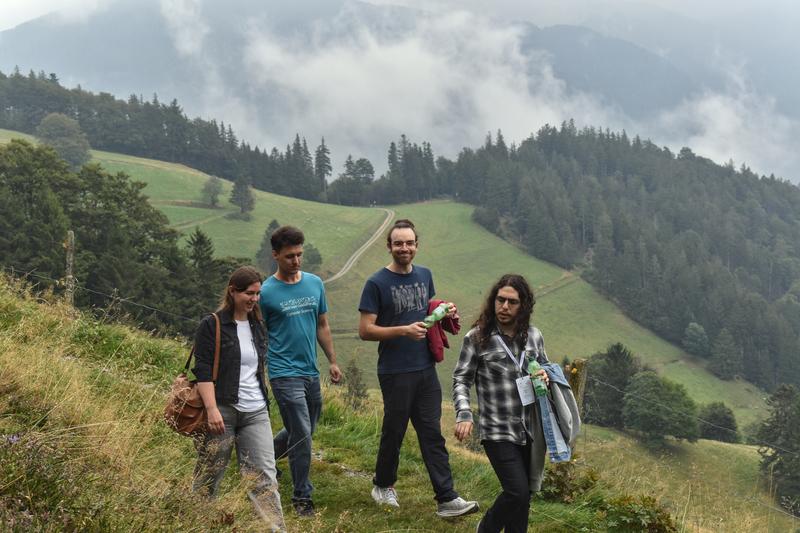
[358,219,479,518]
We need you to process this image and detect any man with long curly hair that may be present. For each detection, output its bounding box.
[452,273,551,533]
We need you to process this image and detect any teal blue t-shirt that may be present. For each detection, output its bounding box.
[260,272,327,379]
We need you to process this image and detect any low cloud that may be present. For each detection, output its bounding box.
[651,83,800,180]
[238,9,621,173]
[159,0,209,57]
[153,1,799,182]
[0,0,112,30]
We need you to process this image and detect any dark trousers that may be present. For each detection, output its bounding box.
[480,439,532,533]
[374,366,458,503]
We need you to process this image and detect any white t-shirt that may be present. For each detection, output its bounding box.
[234,320,267,412]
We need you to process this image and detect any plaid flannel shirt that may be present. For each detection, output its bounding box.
[452,325,548,444]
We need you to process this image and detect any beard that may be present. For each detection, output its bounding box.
[391,250,415,265]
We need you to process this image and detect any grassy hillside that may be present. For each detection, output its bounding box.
[323,201,768,428]
[0,129,386,276]
[0,128,768,427]
[576,425,798,532]
[1,278,795,532]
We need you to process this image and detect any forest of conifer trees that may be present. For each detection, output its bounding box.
[2,69,799,391]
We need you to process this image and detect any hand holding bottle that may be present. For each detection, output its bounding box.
[527,359,549,397]
[423,302,451,328]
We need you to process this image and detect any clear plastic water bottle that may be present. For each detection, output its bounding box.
[527,359,548,397]
[423,302,450,328]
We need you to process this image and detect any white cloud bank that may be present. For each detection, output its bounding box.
[6,0,797,181]
[222,6,800,181]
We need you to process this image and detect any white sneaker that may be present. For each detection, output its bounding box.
[436,496,479,517]
[371,485,400,507]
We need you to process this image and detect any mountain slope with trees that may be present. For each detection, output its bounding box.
[4,67,798,393]
[0,69,327,201]
[351,125,800,393]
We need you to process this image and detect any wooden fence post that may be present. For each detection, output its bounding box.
[567,358,588,416]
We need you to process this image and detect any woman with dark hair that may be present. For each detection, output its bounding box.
[192,266,285,531]
[452,274,551,533]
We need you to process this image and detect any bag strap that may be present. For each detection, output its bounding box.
[211,312,221,381]
[182,313,222,382]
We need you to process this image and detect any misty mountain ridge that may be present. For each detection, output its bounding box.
[0,0,796,182]
[1,4,694,129]
[0,0,695,118]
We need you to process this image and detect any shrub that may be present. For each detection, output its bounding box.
[698,402,739,443]
[343,358,367,410]
[597,494,678,532]
[584,343,643,429]
[539,459,598,504]
[623,371,699,443]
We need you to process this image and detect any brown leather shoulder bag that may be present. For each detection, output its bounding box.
[164,313,221,436]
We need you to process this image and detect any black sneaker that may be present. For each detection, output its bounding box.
[293,499,315,517]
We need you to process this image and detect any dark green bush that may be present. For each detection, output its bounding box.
[596,494,677,532]
[539,459,599,504]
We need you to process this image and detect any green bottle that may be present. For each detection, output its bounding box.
[423,302,450,328]
[527,359,548,397]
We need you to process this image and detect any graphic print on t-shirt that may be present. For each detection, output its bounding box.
[279,296,318,317]
[390,282,429,314]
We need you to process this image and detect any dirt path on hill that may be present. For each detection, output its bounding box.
[170,210,235,231]
[323,208,395,285]
[536,271,580,297]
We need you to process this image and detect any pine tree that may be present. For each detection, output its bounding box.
[682,322,710,357]
[186,228,220,317]
[187,228,215,271]
[709,328,741,380]
[303,243,323,274]
[314,137,332,196]
[256,219,280,275]
[757,385,800,515]
[230,174,255,218]
[584,343,643,429]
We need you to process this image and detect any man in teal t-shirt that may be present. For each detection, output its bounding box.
[259,225,342,517]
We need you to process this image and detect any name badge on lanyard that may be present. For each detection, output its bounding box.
[496,335,535,406]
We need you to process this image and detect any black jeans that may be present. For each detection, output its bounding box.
[374,366,458,503]
[480,439,532,533]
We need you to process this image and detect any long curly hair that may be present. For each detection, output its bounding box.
[473,274,536,348]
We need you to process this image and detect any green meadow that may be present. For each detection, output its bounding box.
[322,201,768,428]
[1,280,795,532]
[0,129,385,276]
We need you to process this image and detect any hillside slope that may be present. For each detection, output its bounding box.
[0,278,794,532]
[0,128,769,427]
[323,201,769,428]
[0,128,385,277]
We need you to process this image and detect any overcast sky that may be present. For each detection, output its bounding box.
[3,0,798,36]
[2,0,799,181]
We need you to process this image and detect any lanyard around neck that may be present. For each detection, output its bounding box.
[495,334,525,370]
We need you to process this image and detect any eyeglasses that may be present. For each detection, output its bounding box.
[391,240,417,248]
[495,296,520,306]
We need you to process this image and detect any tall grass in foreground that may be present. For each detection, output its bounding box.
[0,276,794,532]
